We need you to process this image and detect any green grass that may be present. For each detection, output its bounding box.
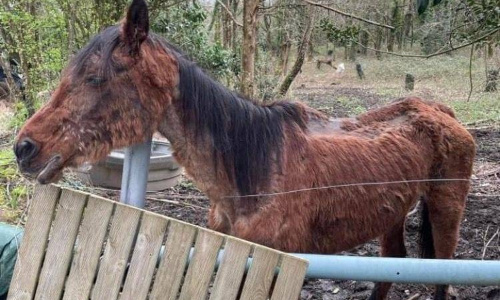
[329,50,500,124]
[336,95,368,115]
[448,95,500,124]
[0,147,30,223]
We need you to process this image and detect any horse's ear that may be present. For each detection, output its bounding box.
[121,0,149,55]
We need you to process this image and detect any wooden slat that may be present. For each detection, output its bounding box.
[91,204,142,300]
[62,196,114,300]
[270,255,308,300]
[9,186,309,300]
[34,189,87,300]
[178,229,224,300]
[149,221,197,300]
[7,185,60,300]
[120,213,168,300]
[209,238,252,300]
[239,247,280,300]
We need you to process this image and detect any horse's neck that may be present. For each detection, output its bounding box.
[157,106,236,201]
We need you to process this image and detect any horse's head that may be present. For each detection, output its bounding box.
[14,0,177,183]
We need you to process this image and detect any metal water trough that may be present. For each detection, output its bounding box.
[121,139,500,285]
[76,140,182,192]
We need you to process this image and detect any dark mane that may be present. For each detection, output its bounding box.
[72,26,122,78]
[153,35,308,196]
[71,26,308,196]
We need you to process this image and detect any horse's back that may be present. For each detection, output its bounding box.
[309,97,473,149]
[344,97,475,177]
[284,98,476,252]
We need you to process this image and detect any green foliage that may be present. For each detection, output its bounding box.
[391,0,404,28]
[464,0,500,44]
[0,138,31,218]
[152,3,237,80]
[417,0,430,15]
[8,102,29,130]
[319,19,360,45]
[419,0,499,47]
[418,0,444,15]
[421,26,447,54]
[0,1,66,94]
[0,148,22,209]
[0,149,17,180]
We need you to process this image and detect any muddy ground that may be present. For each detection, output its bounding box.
[85,85,500,300]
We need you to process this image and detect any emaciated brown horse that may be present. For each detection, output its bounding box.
[14,1,475,299]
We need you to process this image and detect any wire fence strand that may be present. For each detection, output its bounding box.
[223,178,498,199]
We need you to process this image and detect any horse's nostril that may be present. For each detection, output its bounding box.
[15,138,39,162]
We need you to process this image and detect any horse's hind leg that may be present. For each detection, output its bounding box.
[426,183,469,300]
[369,220,407,300]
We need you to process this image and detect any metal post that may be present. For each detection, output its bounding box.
[120,138,152,208]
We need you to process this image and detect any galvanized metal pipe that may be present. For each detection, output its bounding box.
[155,247,500,285]
[120,138,152,208]
[294,254,500,285]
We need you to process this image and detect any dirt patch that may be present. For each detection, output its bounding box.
[293,85,391,118]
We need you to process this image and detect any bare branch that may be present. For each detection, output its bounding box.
[353,28,500,59]
[467,45,474,102]
[217,0,242,27]
[302,0,394,30]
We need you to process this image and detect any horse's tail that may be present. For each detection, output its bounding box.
[420,201,435,258]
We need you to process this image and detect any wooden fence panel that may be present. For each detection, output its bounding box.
[34,189,87,300]
[120,213,168,300]
[91,204,141,300]
[270,255,308,300]
[178,230,224,300]
[209,238,253,300]
[149,221,197,300]
[239,247,280,300]
[62,196,114,300]
[7,185,60,300]
[8,185,308,300]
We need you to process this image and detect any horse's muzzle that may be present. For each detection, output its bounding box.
[14,138,39,163]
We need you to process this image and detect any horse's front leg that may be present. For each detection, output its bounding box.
[207,202,232,234]
[369,220,407,300]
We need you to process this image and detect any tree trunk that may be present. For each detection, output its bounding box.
[405,73,415,91]
[307,39,314,61]
[241,0,259,98]
[278,6,317,96]
[222,0,232,48]
[349,42,357,61]
[264,14,273,52]
[209,1,220,36]
[485,70,498,92]
[374,28,383,60]
[232,0,239,55]
[387,29,395,52]
[280,38,291,76]
[67,2,77,55]
[356,63,365,79]
[359,30,369,55]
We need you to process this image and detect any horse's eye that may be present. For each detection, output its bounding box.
[86,76,106,86]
